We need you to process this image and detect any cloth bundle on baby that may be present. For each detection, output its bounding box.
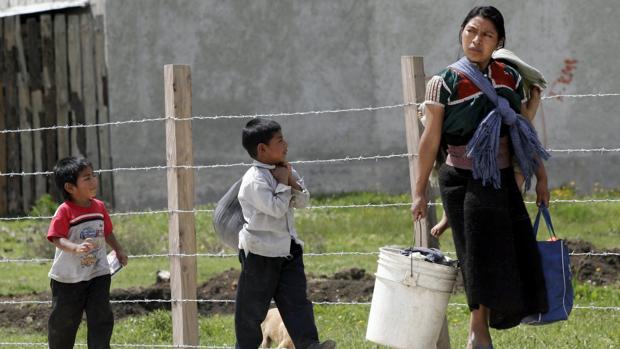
[492,48,547,99]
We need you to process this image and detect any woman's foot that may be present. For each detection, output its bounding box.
[431,214,450,237]
[468,333,493,349]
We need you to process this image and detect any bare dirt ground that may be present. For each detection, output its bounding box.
[1,239,617,332]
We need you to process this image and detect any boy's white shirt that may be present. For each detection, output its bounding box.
[237,160,310,257]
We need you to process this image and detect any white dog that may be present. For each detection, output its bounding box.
[260,308,294,349]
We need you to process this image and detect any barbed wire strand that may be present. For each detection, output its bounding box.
[1,250,617,264]
[1,299,618,311]
[2,92,620,135]
[0,154,416,177]
[3,147,620,177]
[0,103,413,135]
[541,92,620,100]
[3,198,620,222]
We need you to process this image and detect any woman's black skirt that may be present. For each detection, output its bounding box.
[438,163,548,329]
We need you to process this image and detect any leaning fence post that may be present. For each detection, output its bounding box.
[164,64,199,346]
[401,56,451,349]
[401,56,439,248]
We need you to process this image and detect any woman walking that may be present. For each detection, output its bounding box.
[411,6,549,349]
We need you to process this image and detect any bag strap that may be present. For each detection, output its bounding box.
[449,57,499,106]
[532,204,557,240]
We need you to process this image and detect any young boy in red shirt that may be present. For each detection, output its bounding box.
[47,157,128,349]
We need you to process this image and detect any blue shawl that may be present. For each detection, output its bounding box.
[449,57,550,189]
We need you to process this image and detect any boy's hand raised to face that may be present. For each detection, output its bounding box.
[271,164,290,185]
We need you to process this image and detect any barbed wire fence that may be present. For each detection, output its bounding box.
[1,62,620,348]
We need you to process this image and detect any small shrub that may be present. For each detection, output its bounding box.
[28,194,58,217]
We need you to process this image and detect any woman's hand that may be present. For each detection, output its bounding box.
[535,177,550,208]
[411,193,428,221]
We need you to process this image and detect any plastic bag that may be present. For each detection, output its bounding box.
[212,179,245,251]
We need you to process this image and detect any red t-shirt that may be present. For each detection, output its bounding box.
[47,199,113,283]
[47,199,113,241]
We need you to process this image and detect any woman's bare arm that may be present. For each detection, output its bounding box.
[411,104,444,220]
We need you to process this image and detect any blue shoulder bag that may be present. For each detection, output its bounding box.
[522,205,573,325]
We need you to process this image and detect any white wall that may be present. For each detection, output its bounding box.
[100,0,620,209]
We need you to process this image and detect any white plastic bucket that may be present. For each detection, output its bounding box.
[366,247,458,349]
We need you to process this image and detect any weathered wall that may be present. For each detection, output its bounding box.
[99,0,620,210]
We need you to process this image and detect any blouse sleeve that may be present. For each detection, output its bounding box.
[424,75,451,107]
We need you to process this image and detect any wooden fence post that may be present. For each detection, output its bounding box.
[15,17,36,213]
[401,56,438,248]
[94,15,114,207]
[26,17,46,201]
[0,18,6,216]
[4,17,21,215]
[54,13,70,162]
[67,13,83,157]
[401,56,451,349]
[164,64,199,346]
[80,13,99,172]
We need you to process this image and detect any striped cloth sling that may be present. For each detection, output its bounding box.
[448,57,550,189]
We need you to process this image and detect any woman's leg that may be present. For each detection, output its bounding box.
[468,305,492,349]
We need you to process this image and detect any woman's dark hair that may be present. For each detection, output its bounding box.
[459,6,506,47]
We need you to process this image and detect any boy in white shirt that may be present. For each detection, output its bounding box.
[235,118,336,349]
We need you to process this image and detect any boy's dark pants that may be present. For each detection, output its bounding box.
[48,274,114,349]
[235,240,319,349]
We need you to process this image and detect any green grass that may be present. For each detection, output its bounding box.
[0,191,619,347]
[1,299,618,349]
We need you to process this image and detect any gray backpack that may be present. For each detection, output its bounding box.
[212,179,245,251]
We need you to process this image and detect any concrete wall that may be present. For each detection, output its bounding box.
[101,0,620,210]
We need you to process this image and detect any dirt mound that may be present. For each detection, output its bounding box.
[191,267,375,314]
[566,239,620,286]
[0,268,375,332]
[0,296,50,332]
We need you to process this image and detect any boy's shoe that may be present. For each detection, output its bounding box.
[307,340,337,349]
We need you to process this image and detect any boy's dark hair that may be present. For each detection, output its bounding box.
[53,157,93,201]
[459,6,506,48]
[242,118,281,159]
